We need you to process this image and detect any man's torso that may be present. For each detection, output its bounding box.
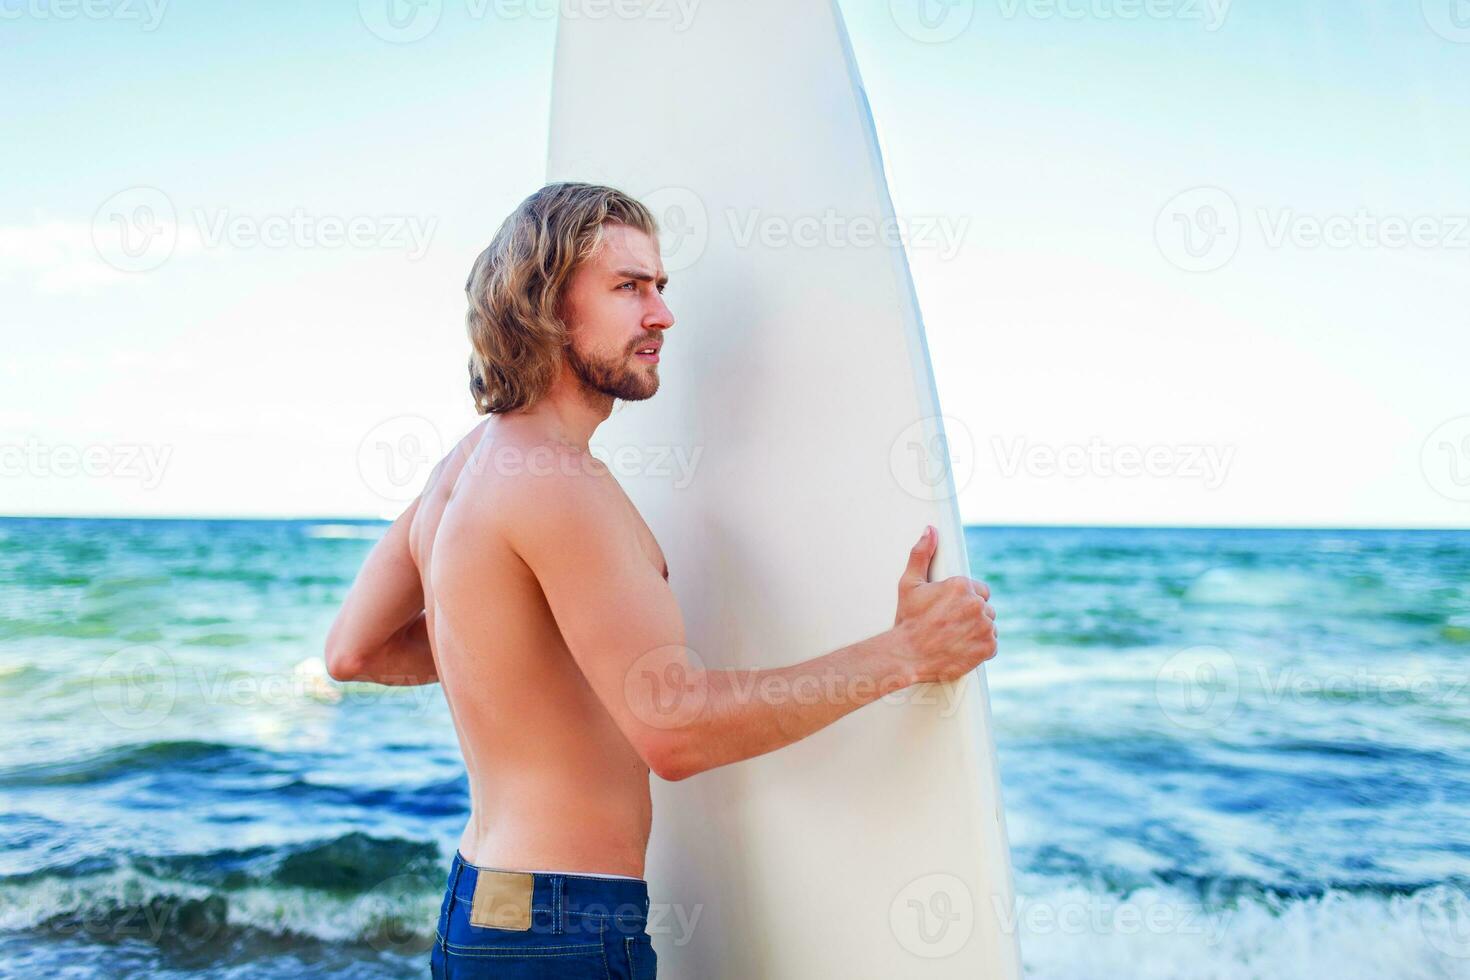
[407,418,668,877]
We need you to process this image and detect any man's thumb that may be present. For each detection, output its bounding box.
[901,525,936,587]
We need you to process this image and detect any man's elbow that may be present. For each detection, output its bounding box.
[323,633,365,682]
[644,734,700,783]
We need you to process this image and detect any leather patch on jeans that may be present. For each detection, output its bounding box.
[469,870,534,930]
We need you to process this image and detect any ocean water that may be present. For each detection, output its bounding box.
[0,518,1466,978]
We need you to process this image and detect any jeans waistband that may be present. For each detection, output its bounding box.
[449,850,651,924]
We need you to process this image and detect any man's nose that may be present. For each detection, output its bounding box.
[646,293,675,331]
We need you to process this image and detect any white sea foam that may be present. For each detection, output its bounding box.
[6,864,1467,977]
[0,864,439,949]
[302,524,382,540]
[1013,878,1470,980]
[1184,567,1324,608]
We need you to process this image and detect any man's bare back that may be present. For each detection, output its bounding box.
[408,416,667,878]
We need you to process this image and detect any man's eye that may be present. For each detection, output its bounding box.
[620,281,637,290]
[656,283,666,294]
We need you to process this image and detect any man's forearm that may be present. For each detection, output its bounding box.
[656,628,917,780]
[333,612,438,686]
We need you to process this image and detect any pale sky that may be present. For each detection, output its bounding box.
[2,0,1467,527]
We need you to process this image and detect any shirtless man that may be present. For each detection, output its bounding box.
[324,182,998,978]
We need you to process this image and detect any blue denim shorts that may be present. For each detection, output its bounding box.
[430,850,658,979]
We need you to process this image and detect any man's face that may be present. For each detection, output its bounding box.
[559,222,674,402]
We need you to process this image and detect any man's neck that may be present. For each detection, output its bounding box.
[509,374,613,452]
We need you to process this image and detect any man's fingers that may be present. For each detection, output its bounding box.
[901,526,937,587]
[970,578,990,600]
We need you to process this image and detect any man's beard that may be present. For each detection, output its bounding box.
[565,339,659,402]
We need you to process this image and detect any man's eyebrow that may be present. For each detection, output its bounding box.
[613,267,669,287]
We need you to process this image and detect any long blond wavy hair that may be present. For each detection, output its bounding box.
[465,182,659,414]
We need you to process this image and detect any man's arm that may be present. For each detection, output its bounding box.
[496,463,992,782]
[324,497,438,686]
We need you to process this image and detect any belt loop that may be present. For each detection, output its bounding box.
[551,875,564,934]
[442,856,465,955]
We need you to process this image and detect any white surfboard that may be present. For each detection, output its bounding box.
[547,2,1022,976]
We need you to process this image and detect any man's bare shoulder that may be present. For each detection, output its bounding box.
[454,435,632,546]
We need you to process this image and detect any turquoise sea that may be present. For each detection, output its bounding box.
[0,518,1467,978]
